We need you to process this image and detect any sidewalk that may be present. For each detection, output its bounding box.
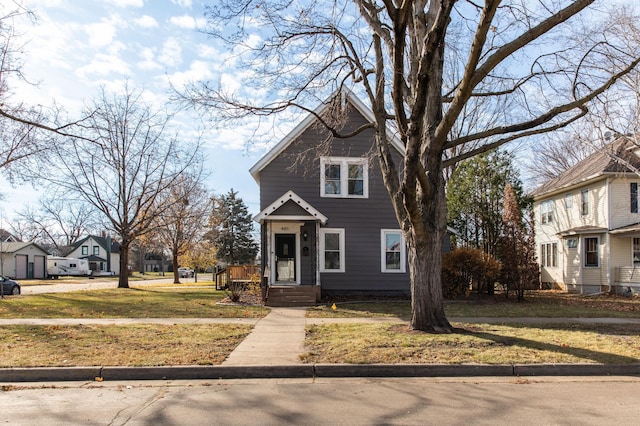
[2,309,640,382]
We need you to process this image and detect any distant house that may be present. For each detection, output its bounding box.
[532,137,640,295]
[67,235,120,276]
[0,229,20,243]
[250,91,450,305]
[0,242,48,279]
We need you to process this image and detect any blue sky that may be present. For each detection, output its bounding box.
[1,0,275,221]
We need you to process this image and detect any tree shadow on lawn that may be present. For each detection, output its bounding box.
[456,323,640,364]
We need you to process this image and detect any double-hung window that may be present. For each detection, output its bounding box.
[320,157,368,198]
[540,242,558,267]
[320,228,345,272]
[631,183,638,213]
[81,246,88,256]
[584,237,599,267]
[581,189,590,216]
[93,246,100,256]
[381,230,406,273]
[540,200,554,224]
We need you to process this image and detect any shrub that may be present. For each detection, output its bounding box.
[442,247,502,299]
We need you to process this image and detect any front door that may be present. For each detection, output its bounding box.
[275,234,296,282]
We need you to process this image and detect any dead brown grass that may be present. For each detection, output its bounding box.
[0,324,252,367]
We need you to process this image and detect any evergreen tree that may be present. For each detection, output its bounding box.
[206,189,258,265]
[447,149,529,258]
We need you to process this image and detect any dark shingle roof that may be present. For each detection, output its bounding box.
[531,137,640,198]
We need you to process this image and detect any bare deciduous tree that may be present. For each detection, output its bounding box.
[10,195,98,249]
[154,174,211,284]
[42,85,204,288]
[183,1,640,332]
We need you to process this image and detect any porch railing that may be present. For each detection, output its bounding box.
[215,265,261,290]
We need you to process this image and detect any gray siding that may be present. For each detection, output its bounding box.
[259,102,409,293]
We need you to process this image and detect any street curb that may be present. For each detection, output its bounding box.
[2,363,640,382]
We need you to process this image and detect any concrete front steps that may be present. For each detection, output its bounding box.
[265,285,318,307]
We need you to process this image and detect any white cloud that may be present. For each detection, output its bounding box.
[133,15,158,28]
[104,0,144,7]
[84,21,118,47]
[76,53,131,79]
[164,60,213,90]
[137,47,161,71]
[169,14,206,30]
[158,37,183,67]
[171,0,193,7]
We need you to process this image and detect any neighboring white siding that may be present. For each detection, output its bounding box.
[609,177,640,229]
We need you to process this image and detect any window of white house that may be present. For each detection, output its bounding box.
[565,193,573,209]
[540,200,554,224]
[631,183,638,213]
[584,237,599,267]
[540,242,557,267]
[320,228,345,272]
[567,238,578,249]
[93,246,100,255]
[633,238,640,265]
[81,246,88,255]
[381,230,406,273]
[581,189,589,216]
[320,157,368,198]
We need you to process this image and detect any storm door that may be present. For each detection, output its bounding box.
[275,234,296,282]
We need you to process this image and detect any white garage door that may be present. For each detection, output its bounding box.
[34,255,46,279]
[15,254,28,279]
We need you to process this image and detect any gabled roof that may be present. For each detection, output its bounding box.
[249,90,404,185]
[0,229,19,242]
[0,241,48,254]
[532,137,640,199]
[71,235,120,253]
[254,190,328,224]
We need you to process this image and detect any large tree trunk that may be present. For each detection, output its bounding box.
[118,242,130,288]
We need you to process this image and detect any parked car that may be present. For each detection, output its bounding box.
[178,267,194,278]
[0,276,21,296]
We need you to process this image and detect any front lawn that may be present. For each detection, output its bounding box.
[308,291,640,318]
[0,324,251,367]
[0,288,268,318]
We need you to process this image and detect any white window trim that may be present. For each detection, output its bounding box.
[540,242,558,268]
[540,200,554,224]
[319,228,345,273]
[381,229,406,273]
[584,236,599,268]
[320,157,369,198]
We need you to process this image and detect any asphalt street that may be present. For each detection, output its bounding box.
[3,377,640,425]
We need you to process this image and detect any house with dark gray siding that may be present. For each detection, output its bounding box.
[250,91,412,305]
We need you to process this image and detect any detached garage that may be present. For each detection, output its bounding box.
[0,242,48,279]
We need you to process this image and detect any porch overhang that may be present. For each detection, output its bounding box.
[609,223,640,237]
[557,226,608,237]
[254,190,328,225]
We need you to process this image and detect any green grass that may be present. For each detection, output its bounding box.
[302,322,640,364]
[0,324,252,367]
[0,288,267,318]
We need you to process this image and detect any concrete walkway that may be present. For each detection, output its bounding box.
[223,308,307,365]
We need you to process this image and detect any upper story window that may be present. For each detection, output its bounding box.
[581,189,590,216]
[81,246,88,256]
[540,200,554,224]
[320,157,368,198]
[565,193,573,209]
[93,246,100,255]
[631,183,638,213]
